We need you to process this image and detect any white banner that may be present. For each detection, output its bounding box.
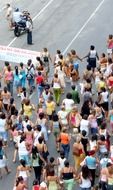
[0,45,41,64]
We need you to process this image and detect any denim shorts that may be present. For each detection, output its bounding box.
[19,154,31,166]
[0,131,8,141]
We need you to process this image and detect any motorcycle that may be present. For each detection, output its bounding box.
[13,11,31,37]
[14,22,26,37]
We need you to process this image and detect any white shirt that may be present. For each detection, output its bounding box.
[89,50,96,58]
[80,175,91,188]
[58,110,68,125]
[0,119,6,132]
[34,131,42,146]
[22,120,31,132]
[57,157,66,176]
[26,20,33,31]
[101,91,109,102]
[18,141,28,156]
[62,99,74,111]
[89,140,97,150]
[80,119,89,135]
[100,158,112,168]
[13,11,22,22]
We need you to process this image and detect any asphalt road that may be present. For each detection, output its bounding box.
[0,0,113,189]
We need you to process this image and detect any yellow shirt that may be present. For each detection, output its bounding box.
[24,104,32,117]
[98,81,106,91]
[46,101,55,115]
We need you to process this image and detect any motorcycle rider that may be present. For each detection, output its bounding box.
[12,8,26,27]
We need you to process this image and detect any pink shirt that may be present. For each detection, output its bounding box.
[5,71,13,81]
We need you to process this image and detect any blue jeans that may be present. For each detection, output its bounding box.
[99,181,107,190]
[28,78,34,87]
[27,31,32,44]
[0,131,8,141]
[61,144,70,159]
[7,81,13,96]
[80,188,91,190]
[37,85,43,100]
[91,128,98,135]
[107,185,113,190]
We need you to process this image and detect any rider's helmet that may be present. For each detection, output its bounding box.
[15,8,19,12]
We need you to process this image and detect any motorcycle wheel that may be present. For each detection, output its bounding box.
[14,28,21,37]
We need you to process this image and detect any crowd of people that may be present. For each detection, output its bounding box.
[0,35,113,190]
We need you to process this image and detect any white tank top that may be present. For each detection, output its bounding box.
[53,82,60,88]
[55,54,60,64]
[99,144,107,153]
[90,140,97,150]
[19,170,27,178]
[34,131,42,146]
[89,50,96,58]
[18,141,28,155]
[58,157,66,170]
[100,129,107,139]
[0,119,6,132]
[80,175,91,188]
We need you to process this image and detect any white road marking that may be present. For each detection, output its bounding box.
[7,0,55,47]
[63,0,105,55]
[7,37,17,47]
[32,0,54,21]
[29,0,105,101]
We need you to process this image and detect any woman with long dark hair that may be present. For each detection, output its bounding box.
[14,66,22,96]
[19,62,26,88]
[13,176,27,190]
[4,65,13,96]
[17,134,30,166]
[81,100,92,117]
[1,86,11,111]
[60,160,77,190]
[16,159,30,187]
[0,138,11,178]
[79,165,91,190]
[31,146,45,184]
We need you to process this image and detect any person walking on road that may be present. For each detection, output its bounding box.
[59,127,71,159]
[5,3,13,30]
[26,17,33,45]
[4,65,14,96]
[0,138,11,178]
[82,45,99,72]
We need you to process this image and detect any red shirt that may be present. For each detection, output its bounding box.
[36,75,44,85]
[33,185,40,190]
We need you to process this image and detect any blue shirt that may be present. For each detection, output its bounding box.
[85,156,96,169]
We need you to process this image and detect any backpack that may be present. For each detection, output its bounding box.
[27,67,33,80]
[43,56,49,62]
